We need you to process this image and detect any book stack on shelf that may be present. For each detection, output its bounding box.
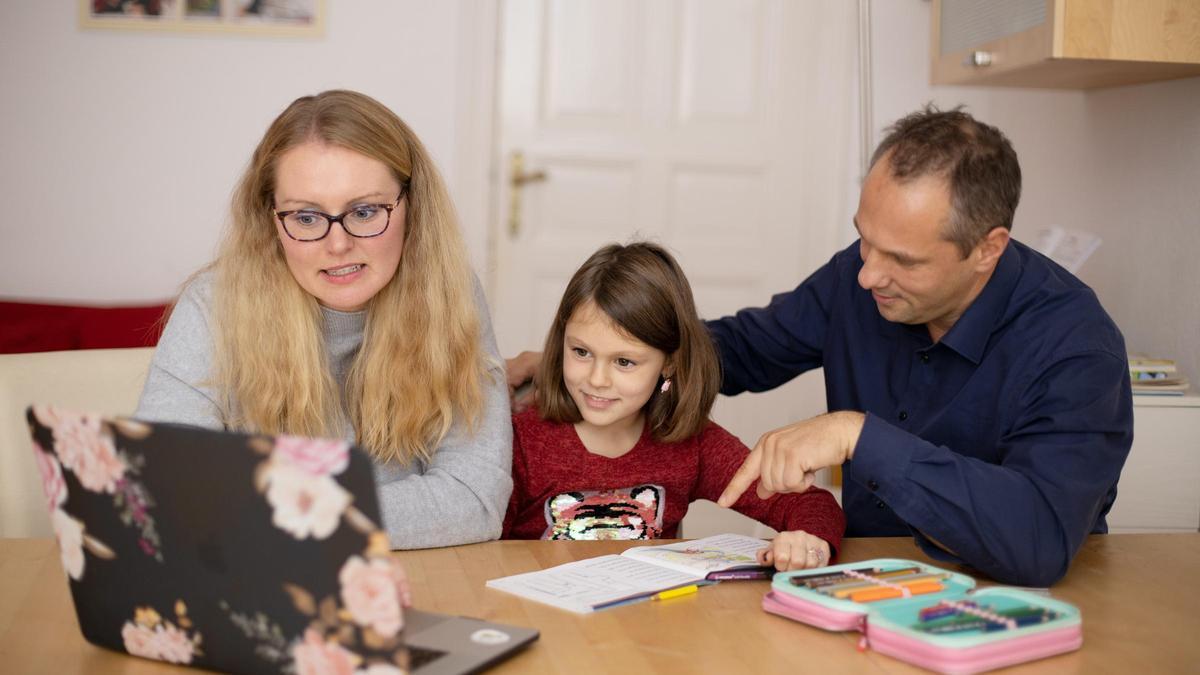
[1129,355,1189,396]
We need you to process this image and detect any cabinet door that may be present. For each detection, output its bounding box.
[932,0,1055,85]
[1107,404,1200,533]
[931,0,1200,88]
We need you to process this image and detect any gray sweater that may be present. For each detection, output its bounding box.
[135,271,513,549]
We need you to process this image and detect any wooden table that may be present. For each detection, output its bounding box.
[2,534,1198,673]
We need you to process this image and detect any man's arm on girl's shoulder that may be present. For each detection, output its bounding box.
[504,351,541,413]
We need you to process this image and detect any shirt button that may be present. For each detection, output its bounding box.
[920,353,930,364]
[898,411,908,421]
[867,480,879,491]
[875,500,886,509]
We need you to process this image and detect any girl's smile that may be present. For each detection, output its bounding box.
[561,301,667,453]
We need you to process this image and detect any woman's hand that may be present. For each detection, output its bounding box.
[757,530,830,571]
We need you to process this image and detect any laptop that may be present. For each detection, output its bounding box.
[25,405,538,674]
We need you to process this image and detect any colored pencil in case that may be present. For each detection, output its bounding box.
[829,573,949,598]
[921,611,1057,635]
[820,566,926,588]
[915,605,1059,634]
[981,609,1059,632]
[822,570,943,592]
[920,619,992,634]
[796,566,923,590]
[848,580,945,603]
[918,601,977,621]
[788,566,883,587]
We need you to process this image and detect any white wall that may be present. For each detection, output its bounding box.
[1074,77,1200,387]
[0,1,489,303]
[870,1,1200,382]
[4,1,1197,383]
[869,2,1093,239]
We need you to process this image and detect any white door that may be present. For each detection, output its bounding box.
[490,0,860,530]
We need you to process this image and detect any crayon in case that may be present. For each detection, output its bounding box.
[762,558,1082,674]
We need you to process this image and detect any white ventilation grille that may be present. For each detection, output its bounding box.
[939,0,1047,55]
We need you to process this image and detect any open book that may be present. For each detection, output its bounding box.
[485,534,771,614]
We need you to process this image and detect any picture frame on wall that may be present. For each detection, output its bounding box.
[80,0,325,37]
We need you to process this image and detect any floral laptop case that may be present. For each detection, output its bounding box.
[26,405,536,674]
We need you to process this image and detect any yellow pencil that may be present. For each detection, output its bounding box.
[654,585,700,601]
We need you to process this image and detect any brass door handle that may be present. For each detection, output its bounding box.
[509,151,547,238]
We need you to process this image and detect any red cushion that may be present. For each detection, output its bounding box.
[0,301,169,354]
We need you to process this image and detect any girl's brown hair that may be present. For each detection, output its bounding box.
[210,89,487,465]
[535,242,720,442]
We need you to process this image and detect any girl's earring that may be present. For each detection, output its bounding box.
[660,378,671,393]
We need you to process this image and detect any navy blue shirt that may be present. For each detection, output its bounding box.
[708,240,1132,586]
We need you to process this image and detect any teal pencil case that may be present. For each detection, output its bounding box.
[762,558,1082,674]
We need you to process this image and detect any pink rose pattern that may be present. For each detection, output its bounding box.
[120,604,202,665]
[49,411,125,493]
[32,405,162,564]
[227,543,413,674]
[338,556,405,638]
[264,464,352,540]
[273,436,351,477]
[293,628,361,675]
[259,436,359,541]
[51,508,86,580]
[30,407,410,673]
[34,443,67,511]
[233,431,413,672]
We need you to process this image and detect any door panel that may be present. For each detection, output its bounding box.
[493,1,859,520]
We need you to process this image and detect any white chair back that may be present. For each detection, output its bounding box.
[0,348,154,537]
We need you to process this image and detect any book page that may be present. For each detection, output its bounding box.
[621,533,768,577]
[485,554,701,614]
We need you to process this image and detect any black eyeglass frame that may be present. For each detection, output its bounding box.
[273,183,409,242]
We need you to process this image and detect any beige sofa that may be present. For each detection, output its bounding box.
[0,347,154,538]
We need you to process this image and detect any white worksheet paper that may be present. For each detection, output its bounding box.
[486,555,699,613]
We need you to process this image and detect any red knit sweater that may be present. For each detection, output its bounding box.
[503,409,845,554]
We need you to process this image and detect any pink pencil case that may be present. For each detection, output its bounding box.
[762,558,1082,674]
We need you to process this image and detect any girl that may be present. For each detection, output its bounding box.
[136,90,511,549]
[503,243,844,569]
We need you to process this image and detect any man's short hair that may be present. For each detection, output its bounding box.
[870,105,1022,257]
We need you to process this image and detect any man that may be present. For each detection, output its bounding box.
[708,106,1131,586]
[509,106,1131,586]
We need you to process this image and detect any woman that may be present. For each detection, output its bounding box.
[136,90,511,548]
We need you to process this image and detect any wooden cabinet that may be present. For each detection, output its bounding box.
[932,0,1200,89]
[1107,394,1200,533]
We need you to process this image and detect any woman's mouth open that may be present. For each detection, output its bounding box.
[324,264,364,283]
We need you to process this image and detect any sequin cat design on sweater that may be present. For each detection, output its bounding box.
[543,485,664,540]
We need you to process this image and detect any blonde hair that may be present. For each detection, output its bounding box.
[536,242,720,443]
[211,89,486,465]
